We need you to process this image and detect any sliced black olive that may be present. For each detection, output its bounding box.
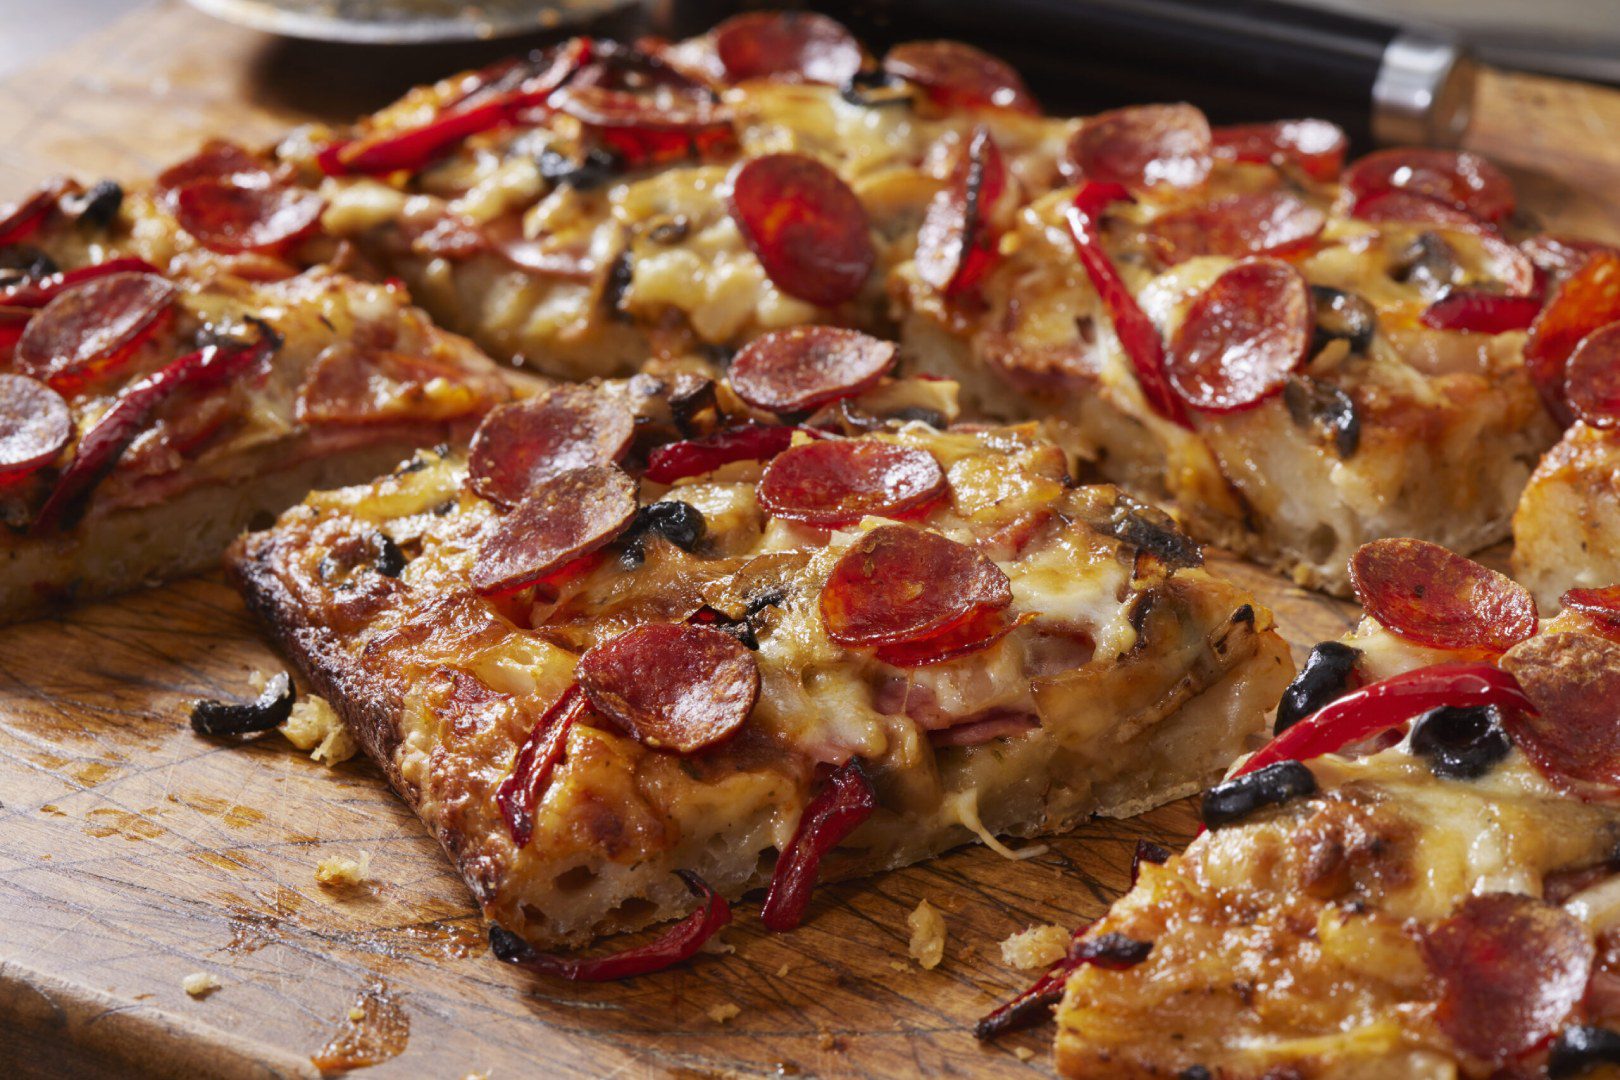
[1549,1026,1620,1079]
[1130,839,1171,885]
[1178,1068,1213,1080]
[536,144,621,191]
[1101,495,1203,571]
[1201,760,1317,830]
[190,671,295,737]
[1309,285,1376,356]
[690,604,759,650]
[834,398,946,433]
[840,69,912,109]
[1072,932,1152,967]
[1283,375,1361,459]
[646,215,690,245]
[1408,704,1513,780]
[666,374,718,435]
[603,250,634,319]
[1275,641,1363,733]
[63,180,123,230]
[1393,231,1462,298]
[619,500,706,568]
[0,244,58,283]
[744,585,788,617]
[370,532,406,578]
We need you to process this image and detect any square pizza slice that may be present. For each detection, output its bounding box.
[226,331,1291,964]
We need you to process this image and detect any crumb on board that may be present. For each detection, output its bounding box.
[182,972,221,998]
[348,1006,367,1022]
[776,962,791,978]
[315,851,372,888]
[247,669,268,693]
[1013,1046,1035,1062]
[700,932,735,956]
[280,695,357,766]
[707,1002,740,1024]
[889,960,908,973]
[1000,923,1070,970]
[907,899,946,970]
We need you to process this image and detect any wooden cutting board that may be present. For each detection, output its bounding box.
[5,5,1620,1077]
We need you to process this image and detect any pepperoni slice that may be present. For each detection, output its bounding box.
[1420,291,1542,334]
[1500,632,1620,788]
[1348,538,1538,655]
[468,387,635,508]
[1069,104,1213,192]
[1560,587,1620,640]
[713,11,862,86]
[728,326,896,414]
[819,524,1012,648]
[1343,148,1516,224]
[1350,190,1485,229]
[916,125,1007,296]
[156,141,272,196]
[0,180,70,247]
[0,256,162,309]
[1564,322,1620,428]
[0,374,71,477]
[1146,191,1324,266]
[728,154,875,308]
[576,623,759,754]
[1422,892,1593,1064]
[881,41,1038,115]
[1527,252,1620,423]
[1523,234,1619,286]
[758,439,945,528]
[1210,119,1348,181]
[874,608,1032,668]
[172,180,325,255]
[14,272,177,390]
[1166,258,1312,413]
[471,465,638,597]
[642,422,801,484]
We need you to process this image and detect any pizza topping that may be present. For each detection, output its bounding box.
[490,869,731,981]
[1065,182,1187,425]
[497,685,588,848]
[1210,118,1348,181]
[1420,290,1542,334]
[1564,322,1620,429]
[1274,641,1363,734]
[728,153,876,307]
[172,181,325,255]
[468,387,634,508]
[1130,840,1171,887]
[1526,251,1620,424]
[1200,760,1317,830]
[1343,147,1516,223]
[818,524,1012,648]
[642,421,804,484]
[1499,632,1620,789]
[1408,704,1513,780]
[0,374,71,477]
[15,272,177,390]
[713,11,863,86]
[1549,1027,1620,1077]
[1560,587,1620,639]
[916,126,1007,296]
[576,623,758,754]
[157,141,270,194]
[1349,538,1537,654]
[61,179,123,229]
[0,180,71,247]
[1353,190,1486,228]
[1309,285,1377,355]
[1146,191,1324,265]
[1069,103,1213,192]
[1422,893,1593,1064]
[1282,375,1360,458]
[619,501,707,569]
[880,40,1038,114]
[973,932,1152,1040]
[760,758,877,931]
[0,256,161,309]
[874,609,1032,669]
[471,465,638,597]
[727,326,896,414]
[1524,234,1620,287]
[1166,258,1313,413]
[551,43,732,167]
[189,671,295,737]
[757,439,945,528]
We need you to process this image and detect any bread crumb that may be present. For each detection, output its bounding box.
[700,932,735,955]
[247,669,268,693]
[1000,924,1070,970]
[889,960,908,972]
[348,1006,367,1021]
[315,851,372,888]
[707,1002,740,1024]
[775,963,791,978]
[182,972,221,998]
[280,695,357,766]
[907,899,946,970]
[817,1030,839,1051]
[1013,1046,1035,1061]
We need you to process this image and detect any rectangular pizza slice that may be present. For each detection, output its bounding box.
[226,343,1291,958]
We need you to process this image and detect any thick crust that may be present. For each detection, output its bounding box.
[1512,422,1620,609]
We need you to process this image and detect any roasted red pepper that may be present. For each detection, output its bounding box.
[974,931,1153,1040]
[760,758,877,932]
[0,256,162,308]
[1420,291,1543,334]
[489,869,731,980]
[496,684,588,848]
[642,422,816,484]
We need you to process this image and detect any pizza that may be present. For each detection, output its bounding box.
[225,329,1291,960]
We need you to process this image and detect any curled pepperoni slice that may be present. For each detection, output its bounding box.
[881,41,1038,115]
[758,439,945,528]
[1352,190,1484,228]
[156,141,271,196]
[551,43,727,132]
[1210,119,1348,181]
[577,623,759,754]
[728,154,875,308]
[1500,632,1620,788]
[713,11,862,86]
[916,126,1007,296]
[728,326,895,414]
[14,272,176,390]
[1069,104,1212,192]
[472,465,637,597]
[1167,258,1312,413]
[1420,291,1541,334]
[1422,892,1593,1064]
[1561,587,1620,640]
[1349,538,1538,655]
[0,374,71,477]
[172,180,325,255]
[819,524,1012,648]
[468,387,634,508]
[1343,147,1516,224]
[1527,252,1620,423]
[874,609,1032,668]
[1147,191,1324,266]
[1563,322,1620,428]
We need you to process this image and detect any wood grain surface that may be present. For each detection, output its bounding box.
[3,5,1620,1078]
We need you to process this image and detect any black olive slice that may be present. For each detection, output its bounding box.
[1275,641,1363,733]
[190,671,295,736]
[1409,703,1513,780]
[1201,760,1317,830]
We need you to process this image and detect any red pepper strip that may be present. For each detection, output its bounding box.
[760,758,876,932]
[1420,291,1543,334]
[0,257,162,309]
[1064,183,1189,427]
[496,685,587,848]
[973,931,1153,1040]
[1232,661,1533,779]
[643,422,822,484]
[488,869,731,981]
[32,329,280,534]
